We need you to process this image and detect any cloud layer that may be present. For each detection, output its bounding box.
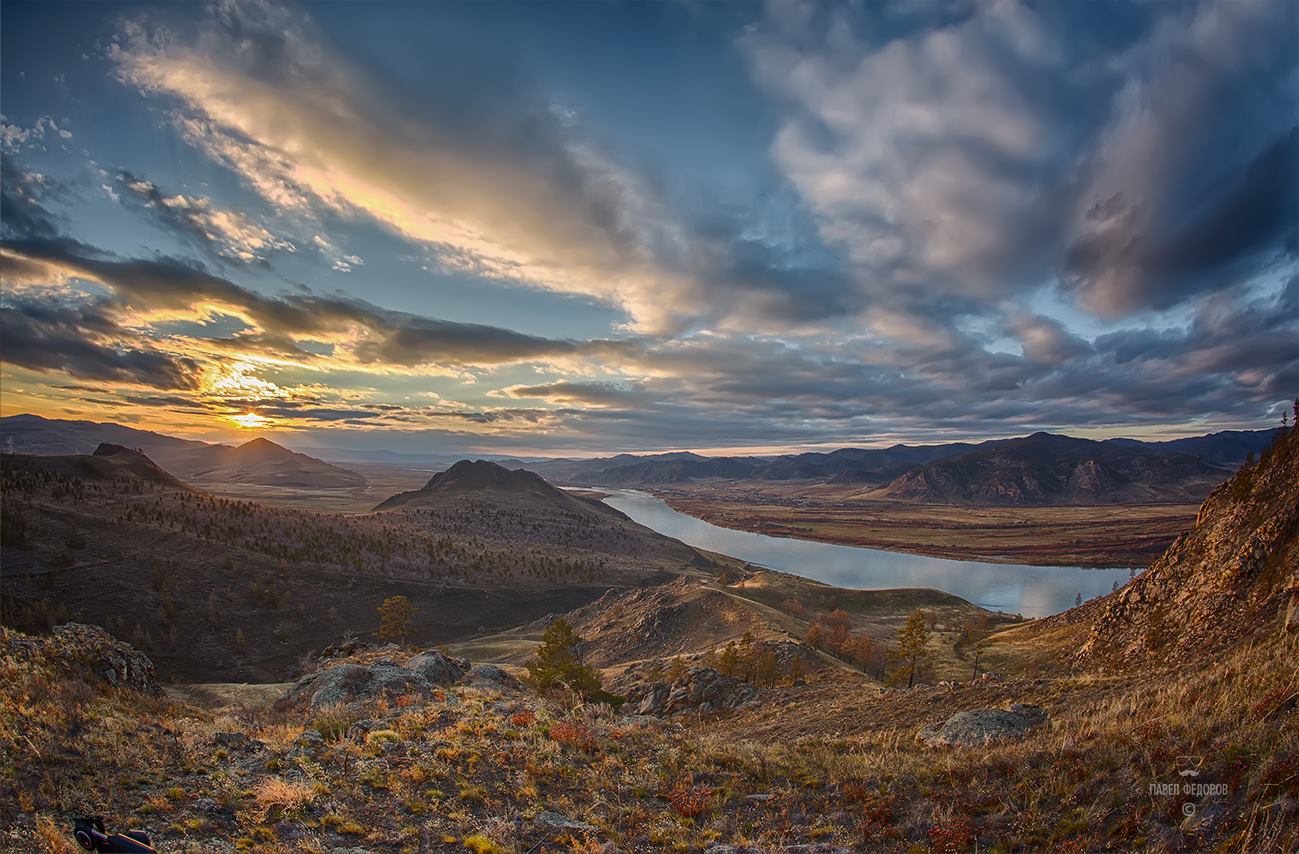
[0,0,1294,451]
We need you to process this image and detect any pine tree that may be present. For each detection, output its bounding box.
[524,618,620,705]
[958,614,992,681]
[890,609,934,689]
[377,595,415,645]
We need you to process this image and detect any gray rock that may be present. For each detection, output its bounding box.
[918,703,1048,747]
[534,810,597,832]
[295,730,325,751]
[47,623,161,695]
[461,663,524,693]
[627,667,756,717]
[212,731,256,750]
[408,650,468,686]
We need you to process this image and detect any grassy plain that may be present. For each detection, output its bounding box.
[659,484,1198,567]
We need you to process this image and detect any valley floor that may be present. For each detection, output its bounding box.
[657,485,1199,568]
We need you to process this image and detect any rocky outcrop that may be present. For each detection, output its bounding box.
[623,666,756,716]
[12,623,163,695]
[288,650,468,709]
[461,663,524,693]
[1078,426,1299,670]
[917,703,1048,747]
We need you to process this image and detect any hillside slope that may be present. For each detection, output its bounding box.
[1077,424,1299,668]
[0,456,715,681]
[1,443,192,491]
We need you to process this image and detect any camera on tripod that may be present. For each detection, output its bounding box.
[73,817,155,853]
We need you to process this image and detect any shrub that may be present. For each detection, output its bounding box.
[667,782,713,818]
[928,815,976,852]
[312,704,361,743]
[548,720,597,752]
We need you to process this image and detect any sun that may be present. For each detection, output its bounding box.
[230,411,270,429]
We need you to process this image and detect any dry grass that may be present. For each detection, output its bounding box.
[2,624,1295,852]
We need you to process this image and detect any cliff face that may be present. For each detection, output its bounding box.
[1077,425,1299,670]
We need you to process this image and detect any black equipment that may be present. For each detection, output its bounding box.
[72,817,155,853]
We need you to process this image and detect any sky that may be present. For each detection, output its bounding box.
[0,0,1295,457]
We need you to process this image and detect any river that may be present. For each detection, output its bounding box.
[600,490,1135,618]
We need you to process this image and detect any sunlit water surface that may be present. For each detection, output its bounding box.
[600,490,1135,618]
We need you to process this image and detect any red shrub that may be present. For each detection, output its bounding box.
[548,720,596,752]
[666,782,712,818]
[510,710,537,727]
[928,815,976,853]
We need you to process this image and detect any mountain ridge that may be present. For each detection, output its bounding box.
[0,414,366,489]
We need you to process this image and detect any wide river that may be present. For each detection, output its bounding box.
[601,490,1135,618]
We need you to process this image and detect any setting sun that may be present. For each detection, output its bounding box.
[229,411,270,430]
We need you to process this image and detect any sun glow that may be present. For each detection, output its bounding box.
[230,411,270,429]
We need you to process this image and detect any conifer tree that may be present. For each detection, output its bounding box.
[890,609,935,688]
[377,595,415,645]
[525,618,621,706]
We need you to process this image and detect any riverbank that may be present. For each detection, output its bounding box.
[601,490,1133,617]
[652,485,1194,568]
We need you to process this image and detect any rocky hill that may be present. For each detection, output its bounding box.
[1,443,192,491]
[375,459,581,509]
[173,436,367,489]
[1077,424,1299,668]
[872,432,1229,505]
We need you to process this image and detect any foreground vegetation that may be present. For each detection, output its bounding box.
[2,619,1295,853]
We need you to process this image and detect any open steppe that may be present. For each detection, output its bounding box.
[659,484,1198,567]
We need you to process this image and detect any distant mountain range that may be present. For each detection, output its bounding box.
[515,428,1281,499]
[871,432,1229,505]
[2,413,1282,506]
[0,414,365,489]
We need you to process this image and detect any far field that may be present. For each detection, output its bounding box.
[657,483,1199,568]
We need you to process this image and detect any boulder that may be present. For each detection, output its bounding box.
[46,623,161,695]
[288,652,513,708]
[917,703,1048,747]
[625,666,756,716]
[408,650,469,685]
[534,810,596,832]
[462,664,524,693]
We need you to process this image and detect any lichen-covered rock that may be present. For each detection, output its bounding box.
[42,623,161,695]
[624,666,756,716]
[287,649,506,707]
[408,650,469,685]
[917,703,1048,747]
[461,663,524,693]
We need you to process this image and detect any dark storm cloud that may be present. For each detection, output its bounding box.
[1066,129,1299,313]
[745,0,1297,325]
[0,298,203,389]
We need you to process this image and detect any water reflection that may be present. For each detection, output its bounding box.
[602,490,1135,618]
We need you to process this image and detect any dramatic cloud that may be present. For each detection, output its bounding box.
[743,0,1297,325]
[0,297,202,389]
[0,1,1293,450]
[106,0,851,334]
[116,171,296,265]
